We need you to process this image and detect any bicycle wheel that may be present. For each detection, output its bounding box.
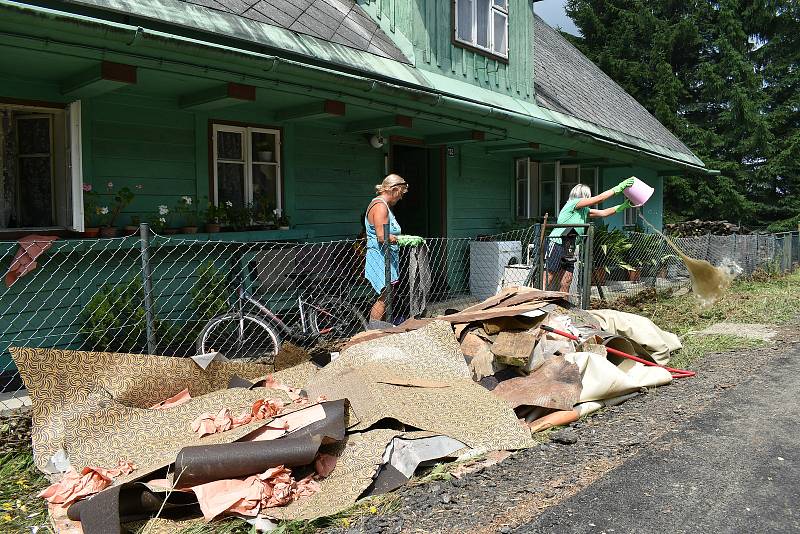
[196,313,281,363]
[307,298,368,340]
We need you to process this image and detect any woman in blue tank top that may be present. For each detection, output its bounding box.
[364,174,408,322]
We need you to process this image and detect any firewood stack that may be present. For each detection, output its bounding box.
[664,219,749,237]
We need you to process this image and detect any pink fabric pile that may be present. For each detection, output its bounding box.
[38,460,136,508]
[191,398,286,438]
[191,465,322,520]
[149,388,192,410]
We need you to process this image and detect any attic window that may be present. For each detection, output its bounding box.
[455,0,509,59]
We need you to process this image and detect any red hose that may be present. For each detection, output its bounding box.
[541,325,696,379]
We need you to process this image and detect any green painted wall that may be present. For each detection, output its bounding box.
[447,144,514,237]
[360,0,534,101]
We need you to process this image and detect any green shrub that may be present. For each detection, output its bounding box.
[190,261,231,321]
[81,277,149,352]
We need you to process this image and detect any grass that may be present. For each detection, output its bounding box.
[608,269,800,368]
[0,452,50,532]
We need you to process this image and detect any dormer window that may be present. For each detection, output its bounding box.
[455,0,509,59]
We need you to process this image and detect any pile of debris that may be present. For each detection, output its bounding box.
[12,286,685,533]
[665,219,749,237]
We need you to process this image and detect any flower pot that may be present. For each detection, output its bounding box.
[181,226,199,234]
[163,228,179,235]
[628,270,641,283]
[591,268,607,286]
[279,226,290,231]
[99,226,120,238]
[82,227,100,238]
[256,150,273,162]
[205,223,221,233]
[124,225,139,235]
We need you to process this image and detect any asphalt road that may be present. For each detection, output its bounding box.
[517,347,800,534]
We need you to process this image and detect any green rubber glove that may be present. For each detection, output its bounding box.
[613,199,633,213]
[396,234,424,247]
[612,176,636,195]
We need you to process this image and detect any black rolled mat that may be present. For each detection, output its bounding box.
[67,483,199,534]
[65,400,348,533]
[173,399,348,489]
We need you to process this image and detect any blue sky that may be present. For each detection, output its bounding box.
[533,0,580,36]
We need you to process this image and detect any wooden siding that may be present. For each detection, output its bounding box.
[361,0,535,100]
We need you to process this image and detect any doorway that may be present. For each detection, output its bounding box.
[390,144,444,238]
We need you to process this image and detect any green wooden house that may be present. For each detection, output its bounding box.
[0,0,713,386]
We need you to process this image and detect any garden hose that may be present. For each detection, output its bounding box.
[541,324,696,379]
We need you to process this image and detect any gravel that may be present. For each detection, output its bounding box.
[323,324,800,534]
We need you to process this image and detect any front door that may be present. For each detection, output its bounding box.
[390,144,444,238]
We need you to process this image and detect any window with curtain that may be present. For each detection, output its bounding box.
[0,104,70,230]
[212,124,282,215]
[454,0,509,58]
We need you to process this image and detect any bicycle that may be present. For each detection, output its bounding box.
[196,261,368,363]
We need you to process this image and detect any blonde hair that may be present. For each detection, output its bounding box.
[568,184,592,201]
[375,174,407,195]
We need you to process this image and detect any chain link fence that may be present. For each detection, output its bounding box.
[588,229,800,303]
[1,224,797,410]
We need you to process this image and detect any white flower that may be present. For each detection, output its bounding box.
[225,201,233,208]
[273,208,281,217]
[158,205,169,216]
[182,196,192,205]
[159,217,166,223]
[106,181,114,189]
[99,206,109,215]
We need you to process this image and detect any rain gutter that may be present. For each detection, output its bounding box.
[1,0,717,174]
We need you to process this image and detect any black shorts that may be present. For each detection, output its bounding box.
[545,241,574,273]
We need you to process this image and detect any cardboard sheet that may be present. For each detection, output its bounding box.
[492,356,582,411]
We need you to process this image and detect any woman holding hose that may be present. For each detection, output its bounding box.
[546,177,636,292]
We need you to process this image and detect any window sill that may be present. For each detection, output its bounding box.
[452,39,509,64]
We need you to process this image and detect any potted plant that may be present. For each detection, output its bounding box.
[154,204,177,234]
[99,182,135,237]
[225,202,252,232]
[592,223,634,285]
[251,193,274,229]
[254,138,274,162]
[273,208,290,230]
[175,195,199,234]
[82,183,100,238]
[201,197,224,233]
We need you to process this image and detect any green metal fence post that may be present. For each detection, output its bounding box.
[139,222,156,354]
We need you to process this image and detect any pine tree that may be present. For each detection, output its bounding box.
[564,0,793,226]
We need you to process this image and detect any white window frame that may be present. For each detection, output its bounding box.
[454,0,509,58]
[0,102,71,232]
[211,124,282,210]
[515,158,599,219]
[68,101,83,231]
[624,205,641,228]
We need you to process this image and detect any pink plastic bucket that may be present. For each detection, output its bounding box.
[623,177,654,207]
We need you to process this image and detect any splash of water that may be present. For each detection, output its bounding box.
[638,215,738,308]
